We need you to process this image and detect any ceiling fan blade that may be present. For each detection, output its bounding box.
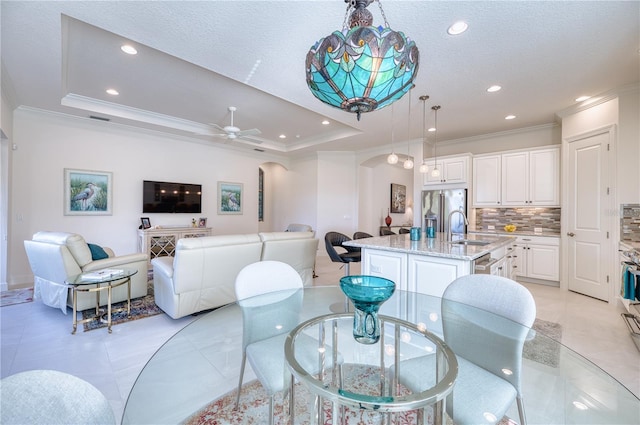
[237,128,261,137]
[209,123,226,132]
[237,134,264,144]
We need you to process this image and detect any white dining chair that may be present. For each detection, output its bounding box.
[234,260,338,424]
[393,274,536,425]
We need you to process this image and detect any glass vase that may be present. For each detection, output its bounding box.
[339,275,395,344]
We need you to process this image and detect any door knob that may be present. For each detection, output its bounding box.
[567,232,575,237]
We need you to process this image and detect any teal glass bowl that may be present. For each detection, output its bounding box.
[339,275,396,308]
[340,275,396,344]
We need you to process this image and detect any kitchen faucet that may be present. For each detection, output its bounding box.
[447,209,469,241]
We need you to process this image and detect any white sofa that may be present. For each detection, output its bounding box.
[23,231,148,314]
[152,231,319,319]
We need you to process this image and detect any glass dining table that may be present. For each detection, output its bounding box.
[122,286,639,425]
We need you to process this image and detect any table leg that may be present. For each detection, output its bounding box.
[94,283,100,315]
[126,277,131,318]
[107,285,112,333]
[71,287,78,335]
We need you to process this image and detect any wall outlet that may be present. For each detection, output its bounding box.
[487,225,495,230]
[534,227,543,233]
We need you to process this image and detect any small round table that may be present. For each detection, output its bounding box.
[285,312,458,425]
[65,268,137,334]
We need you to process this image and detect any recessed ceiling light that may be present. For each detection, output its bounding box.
[505,115,516,120]
[572,401,588,410]
[428,127,436,132]
[106,88,119,96]
[575,95,591,102]
[120,44,137,55]
[447,21,468,35]
[487,85,502,93]
[322,120,330,125]
[279,134,286,139]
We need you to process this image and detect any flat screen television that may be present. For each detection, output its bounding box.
[143,180,202,213]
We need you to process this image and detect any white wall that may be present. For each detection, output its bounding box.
[617,87,640,203]
[316,152,357,252]
[8,108,290,286]
[1,67,17,290]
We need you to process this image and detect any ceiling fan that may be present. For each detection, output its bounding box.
[205,106,262,143]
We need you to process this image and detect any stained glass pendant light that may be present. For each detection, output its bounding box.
[306,0,420,120]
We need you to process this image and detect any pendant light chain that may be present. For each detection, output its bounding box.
[419,95,429,173]
[387,103,398,164]
[431,105,441,177]
[403,90,414,169]
[376,0,391,28]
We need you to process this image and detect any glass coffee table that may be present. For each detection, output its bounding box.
[285,312,457,425]
[65,268,137,334]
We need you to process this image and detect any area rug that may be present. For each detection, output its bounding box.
[523,318,563,368]
[82,272,162,331]
[183,363,512,425]
[183,364,428,425]
[0,287,34,307]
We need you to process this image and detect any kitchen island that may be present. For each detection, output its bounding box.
[344,232,516,297]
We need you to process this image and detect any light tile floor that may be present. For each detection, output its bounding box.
[1,255,638,424]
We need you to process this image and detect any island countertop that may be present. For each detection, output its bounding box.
[343,232,516,261]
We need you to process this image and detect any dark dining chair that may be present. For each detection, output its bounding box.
[380,228,396,236]
[324,231,361,276]
[353,231,373,240]
[399,228,411,234]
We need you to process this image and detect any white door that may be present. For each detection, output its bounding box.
[567,130,611,300]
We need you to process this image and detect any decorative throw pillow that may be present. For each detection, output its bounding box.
[87,243,109,260]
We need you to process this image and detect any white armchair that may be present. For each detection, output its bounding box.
[23,231,148,314]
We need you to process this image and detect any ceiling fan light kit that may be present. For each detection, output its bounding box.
[305,0,419,120]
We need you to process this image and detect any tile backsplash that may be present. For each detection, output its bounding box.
[474,208,561,234]
[621,204,640,245]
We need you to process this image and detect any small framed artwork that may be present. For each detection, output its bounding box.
[218,182,243,215]
[64,169,113,215]
[198,217,207,228]
[390,183,406,214]
[140,217,151,229]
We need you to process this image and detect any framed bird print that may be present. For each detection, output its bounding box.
[217,181,243,215]
[64,169,113,215]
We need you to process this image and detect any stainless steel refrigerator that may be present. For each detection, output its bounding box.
[421,188,468,234]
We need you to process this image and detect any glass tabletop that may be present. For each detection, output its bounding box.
[122,286,640,425]
[66,268,138,286]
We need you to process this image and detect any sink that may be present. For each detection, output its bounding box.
[449,239,491,246]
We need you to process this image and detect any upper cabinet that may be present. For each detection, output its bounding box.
[472,154,501,206]
[473,146,560,207]
[423,154,471,187]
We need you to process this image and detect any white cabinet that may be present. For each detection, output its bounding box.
[362,248,472,299]
[408,254,471,297]
[473,147,560,207]
[362,249,407,291]
[502,148,559,206]
[423,155,471,186]
[513,236,560,282]
[137,227,212,266]
[472,155,502,206]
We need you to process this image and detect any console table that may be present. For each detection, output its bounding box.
[137,227,212,266]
